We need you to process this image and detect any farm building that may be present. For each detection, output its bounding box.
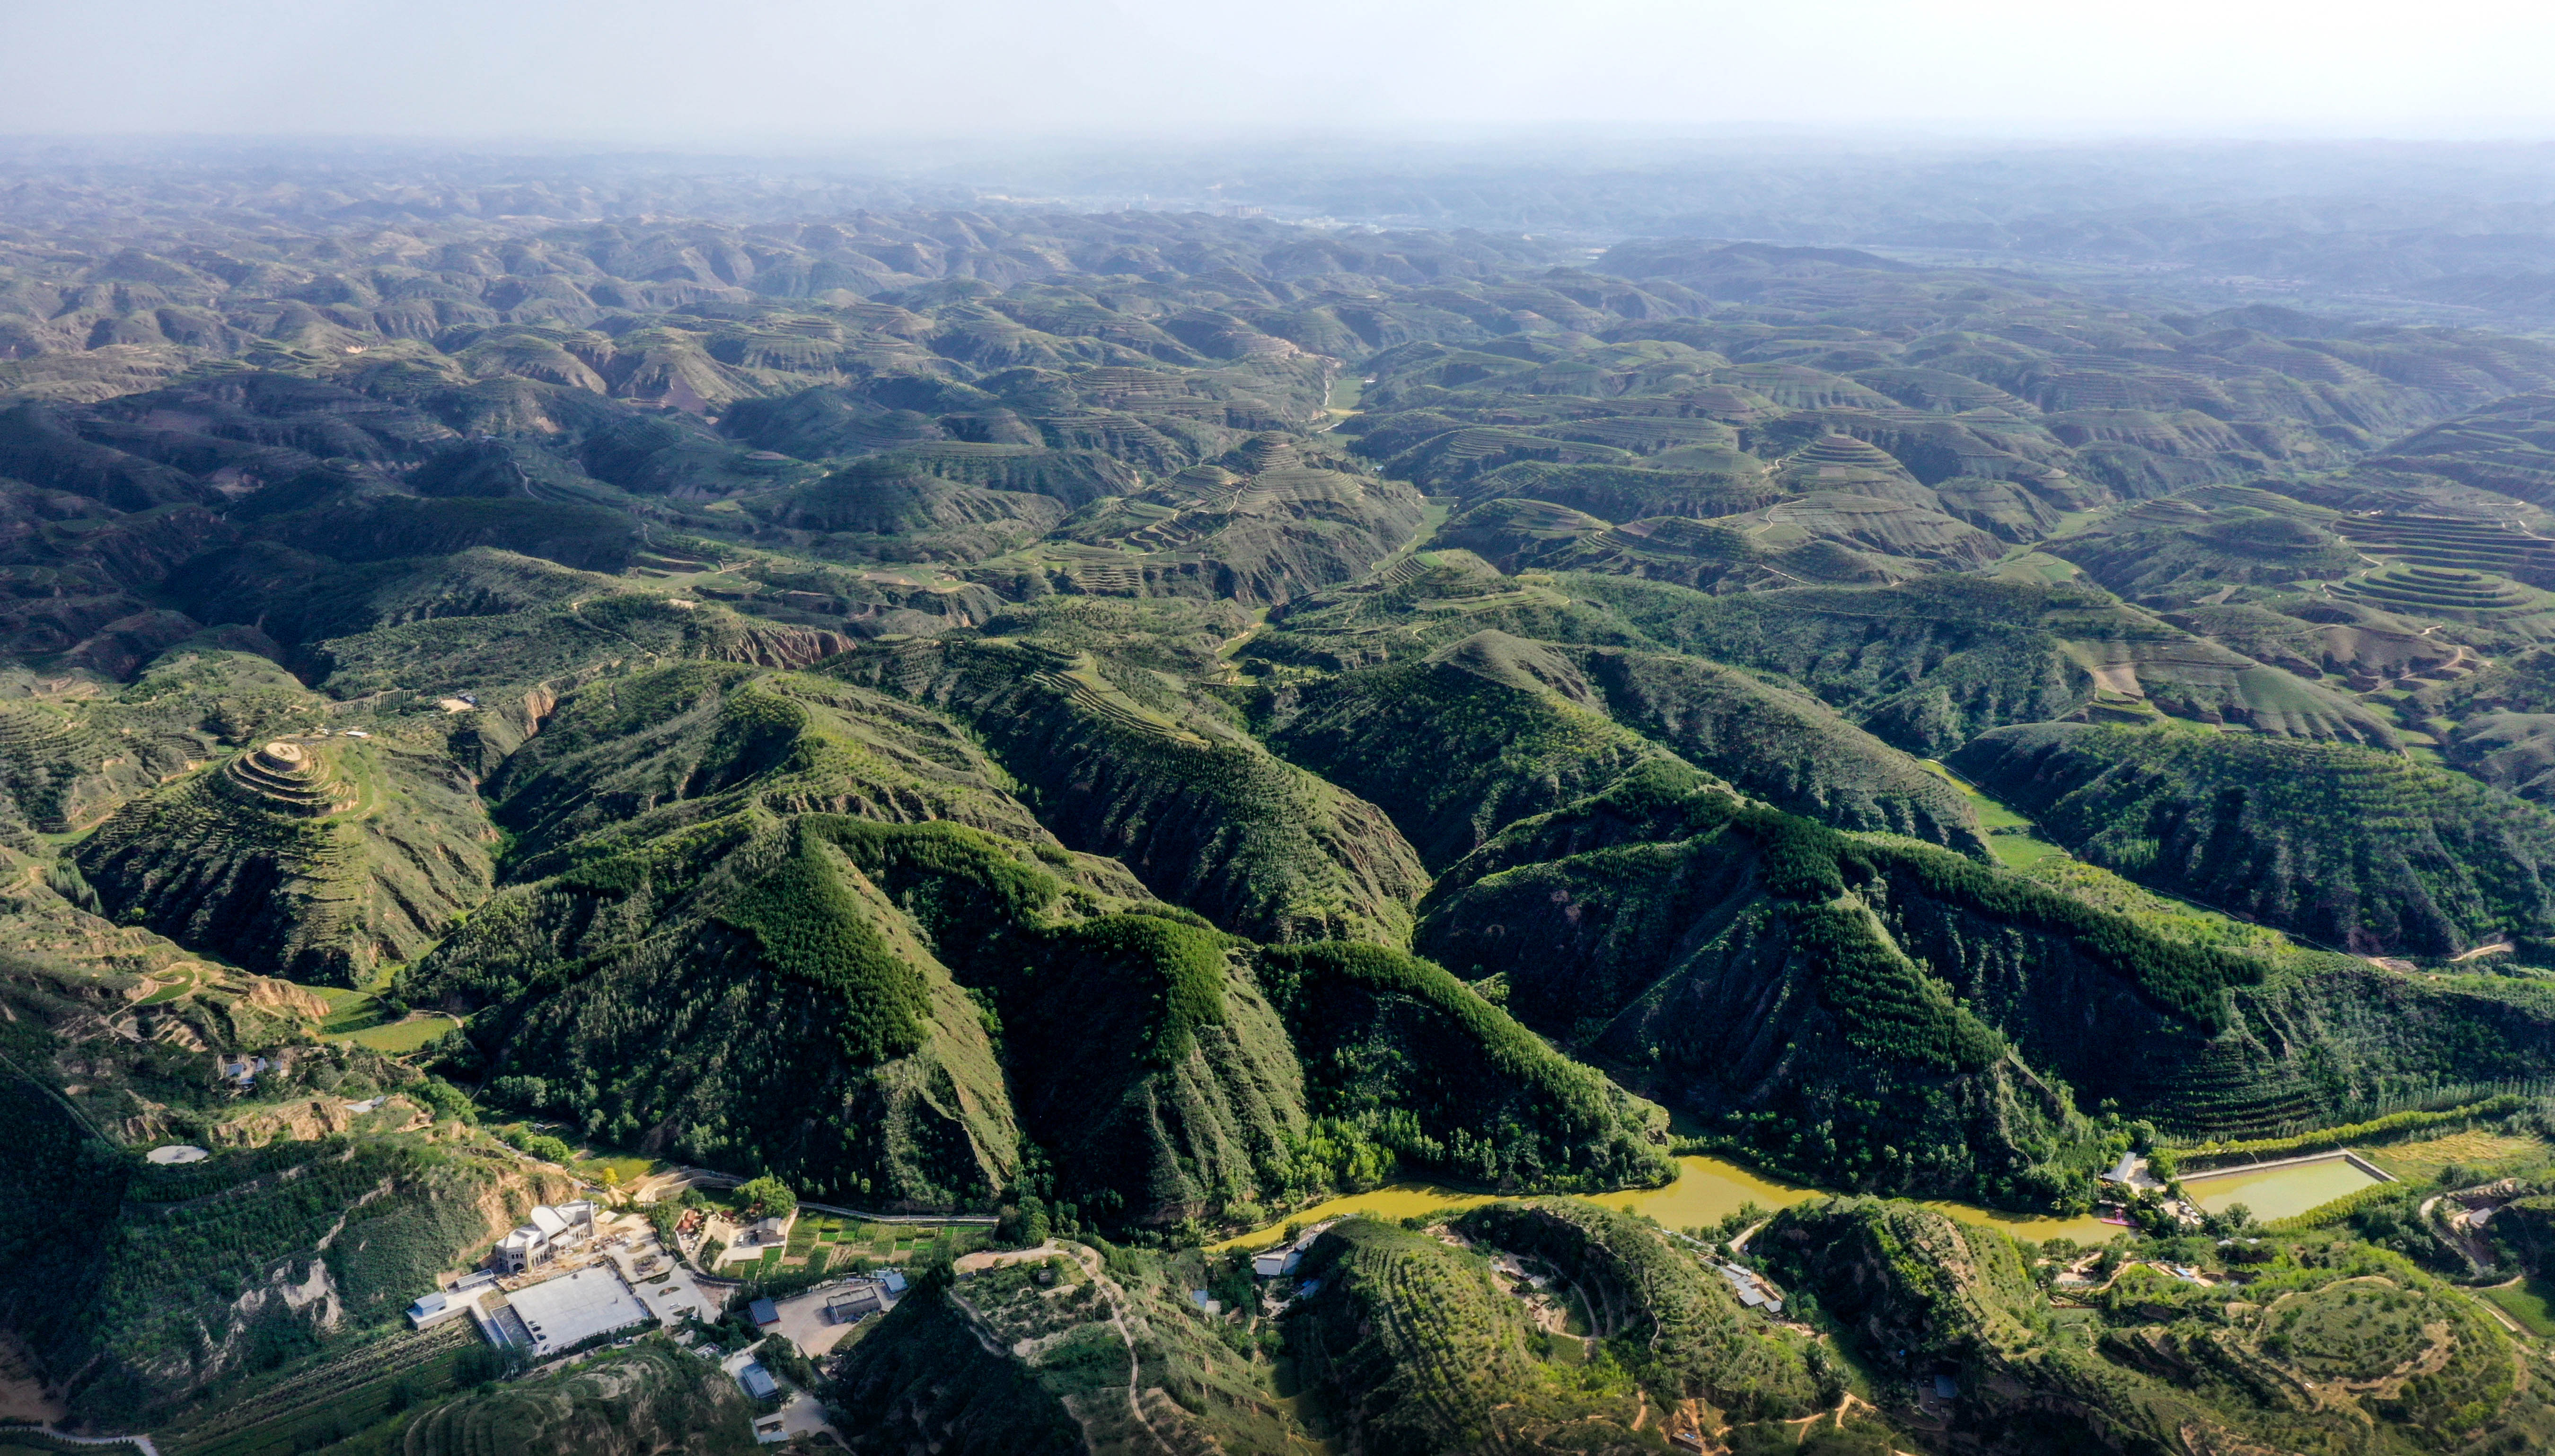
[826,1284,885,1324]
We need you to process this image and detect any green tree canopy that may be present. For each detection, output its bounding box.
[737,1175,797,1219]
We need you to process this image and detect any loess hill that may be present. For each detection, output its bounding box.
[8,188,2555,1454]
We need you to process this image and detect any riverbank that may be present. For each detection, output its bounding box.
[1213,1152,2126,1254]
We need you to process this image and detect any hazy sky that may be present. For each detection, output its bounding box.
[4,0,2552,143]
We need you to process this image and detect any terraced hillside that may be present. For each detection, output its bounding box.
[76,733,495,986]
[1255,628,1986,860]
[13,185,2555,1456]
[1282,1218,1632,1455]
[831,1239,1308,1456]
[1450,1200,1829,1421]
[0,1048,569,1430]
[1273,1208,1864,1456]
[396,1340,757,1455]
[1562,572,2396,750]
[1420,766,2555,1185]
[1759,1196,2555,1455]
[1951,722,2555,954]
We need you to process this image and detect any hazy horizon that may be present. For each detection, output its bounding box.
[5,0,2554,146]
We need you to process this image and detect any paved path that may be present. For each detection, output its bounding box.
[604,1234,717,1326]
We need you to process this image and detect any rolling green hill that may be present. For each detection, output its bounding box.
[1281,1217,1626,1456]
[401,650,1659,1222]
[1421,766,2555,1192]
[1450,1200,1828,1420]
[407,812,1033,1209]
[1761,1196,2555,1455]
[1950,722,2555,954]
[1252,632,1673,869]
[75,732,495,986]
[831,631,1428,944]
[1255,627,1986,860]
[15,184,2555,1456]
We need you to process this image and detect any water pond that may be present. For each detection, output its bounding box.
[2184,1156,2385,1223]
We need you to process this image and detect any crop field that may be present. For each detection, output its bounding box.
[344,1013,461,1053]
[2484,1279,2555,1339]
[2365,1130,2552,1182]
[161,1322,482,1456]
[134,966,201,1004]
[315,988,386,1035]
[2335,563,2546,617]
[771,1216,909,1274]
[2337,514,2555,575]
[1922,761,2070,868]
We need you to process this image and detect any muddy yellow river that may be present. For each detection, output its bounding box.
[1213,1153,2123,1252]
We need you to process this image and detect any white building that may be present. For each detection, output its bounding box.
[405,1289,470,1329]
[407,1269,497,1329]
[1251,1219,1337,1278]
[493,1200,599,1274]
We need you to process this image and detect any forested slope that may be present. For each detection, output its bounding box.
[9,186,2555,1455]
[1952,722,2555,954]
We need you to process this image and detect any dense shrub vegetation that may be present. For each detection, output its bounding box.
[18,181,2555,1455]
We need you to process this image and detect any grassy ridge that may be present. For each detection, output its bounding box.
[411,815,1025,1209]
[1252,634,1668,869]
[1451,1200,1826,1419]
[716,818,933,1065]
[833,634,1429,944]
[1260,943,1673,1193]
[1953,721,2555,954]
